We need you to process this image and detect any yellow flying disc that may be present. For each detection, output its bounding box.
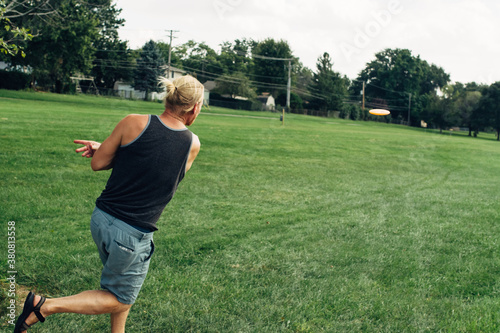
[369,109,390,116]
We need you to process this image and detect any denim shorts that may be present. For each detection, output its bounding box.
[90,207,155,304]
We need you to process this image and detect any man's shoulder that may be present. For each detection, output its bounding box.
[117,114,150,145]
[123,114,149,122]
[121,114,149,128]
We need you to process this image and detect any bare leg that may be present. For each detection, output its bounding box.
[20,290,132,332]
[110,307,131,333]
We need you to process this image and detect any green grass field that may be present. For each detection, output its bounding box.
[1,90,500,332]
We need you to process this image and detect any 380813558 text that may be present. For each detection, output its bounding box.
[6,220,17,326]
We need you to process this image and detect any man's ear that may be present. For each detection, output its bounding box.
[185,105,198,126]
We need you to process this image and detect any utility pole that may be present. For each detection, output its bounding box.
[286,59,291,111]
[362,81,365,110]
[165,30,179,79]
[407,93,412,126]
[250,53,293,111]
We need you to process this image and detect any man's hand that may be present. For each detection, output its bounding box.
[74,140,101,158]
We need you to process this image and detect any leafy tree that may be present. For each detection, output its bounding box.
[0,0,53,56]
[5,0,131,92]
[27,0,98,92]
[133,40,165,100]
[90,3,133,91]
[6,0,110,92]
[276,91,303,111]
[214,72,256,99]
[420,93,441,130]
[421,85,459,133]
[252,38,294,97]
[351,48,449,124]
[464,81,486,92]
[174,40,223,82]
[474,82,500,140]
[156,41,183,72]
[419,81,483,134]
[348,103,362,121]
[455,89,481,136]
[219,38,256,75]
[309,52,349,111]
[293,64,314,104]
[439,85,460,131]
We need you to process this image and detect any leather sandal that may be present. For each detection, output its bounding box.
[14,292,46,333]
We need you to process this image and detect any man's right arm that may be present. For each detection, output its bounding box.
[185,134,201,173]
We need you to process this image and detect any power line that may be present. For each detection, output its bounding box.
[91,59,364,104]
[91,54,411,112]
[365,81,411,96]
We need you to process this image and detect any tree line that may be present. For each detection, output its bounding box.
[1,0,499,140]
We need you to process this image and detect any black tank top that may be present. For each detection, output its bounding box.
[96,115,193,231]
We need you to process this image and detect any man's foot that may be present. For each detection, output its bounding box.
[14,292,46,333]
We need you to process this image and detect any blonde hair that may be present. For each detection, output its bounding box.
[159,75,204,114]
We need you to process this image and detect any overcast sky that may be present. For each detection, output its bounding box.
[116,0,500,85]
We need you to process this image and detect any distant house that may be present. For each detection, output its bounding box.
[114,81,145,99]
[257,93,275,111]
[0,62,30,72]
[203,80,217,91]
[203,80,217,106]
[161,65,186,80]
[115,66,186,100]
[151,66,187,100]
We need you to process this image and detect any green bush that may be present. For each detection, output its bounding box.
[209,93,254,110]
[276,92,304,111]
[339,105,350,119]
[349,104,362,120]
[0,70,31,90]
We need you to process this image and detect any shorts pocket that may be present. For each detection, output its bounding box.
[106,237,138,274]
[144,240,155,262]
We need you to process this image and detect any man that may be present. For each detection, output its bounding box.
[15,75,204,333]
